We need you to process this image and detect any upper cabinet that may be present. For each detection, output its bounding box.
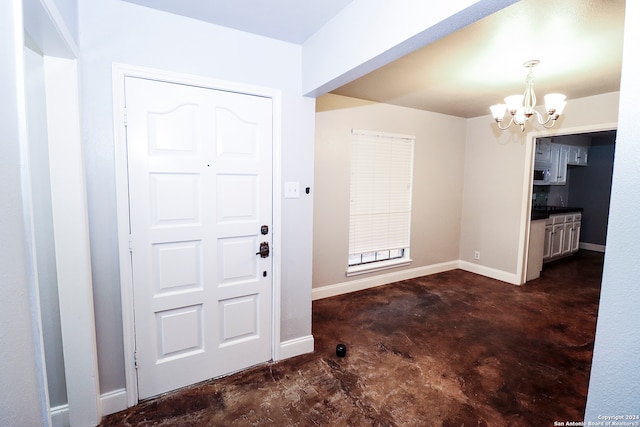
[535,139,552,163]
[535,140,588,185]
[567,145,589,166]
[549,144,569,185]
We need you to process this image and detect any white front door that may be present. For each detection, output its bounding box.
[125,76,273,399]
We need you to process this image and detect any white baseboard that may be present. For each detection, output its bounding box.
[579,242,606,252]
[312,260,521,302]
[312,261,459,301]
[101,388,128,416]
[51,404,69,427]
[278,335,314,360]
[51,388,129,424]
[458,261,519,285]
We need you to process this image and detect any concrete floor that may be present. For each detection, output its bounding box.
[101,250,602,426]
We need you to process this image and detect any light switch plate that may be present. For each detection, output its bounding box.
[284,181,300,198]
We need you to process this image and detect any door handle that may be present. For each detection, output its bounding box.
[256,242,270,258]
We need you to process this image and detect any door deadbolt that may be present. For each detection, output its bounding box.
[261,225,269,235]
[256,242,270,258]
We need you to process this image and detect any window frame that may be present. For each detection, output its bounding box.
[346,129,414,276]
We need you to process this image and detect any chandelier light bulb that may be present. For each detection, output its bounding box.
[504,95,524,113]
[490,104,507,121]
[544,93,567,115]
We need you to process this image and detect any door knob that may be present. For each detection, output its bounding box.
[256,242,270,258]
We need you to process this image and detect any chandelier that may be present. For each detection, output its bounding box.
[490,60,567,132]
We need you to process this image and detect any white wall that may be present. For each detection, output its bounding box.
[0,0,49,425]
[303,0,518,96]
[584,0,640,418]
[77,0,315,396]
[313,94,466,293]
[51,0,78,44]
[461,92,620,282]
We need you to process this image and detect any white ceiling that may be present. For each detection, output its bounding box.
[122,0,625,119]
[122,0,355,44]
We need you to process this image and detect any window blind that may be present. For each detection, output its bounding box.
[349,130,414,261]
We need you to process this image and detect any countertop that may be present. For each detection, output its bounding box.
[531,206,583,220]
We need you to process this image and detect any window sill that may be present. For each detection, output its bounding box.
[346,257,412,277]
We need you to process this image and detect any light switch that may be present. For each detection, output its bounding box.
[284,181,300,198]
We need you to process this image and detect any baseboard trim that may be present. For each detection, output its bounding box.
[50,388,128,425]
[278,335,314,360]
[312,259,520,301]
[101,388,128,416]
[458,261,519,285]
[51,404,69,427]
[579,242,606,253]
[312,261,460,301]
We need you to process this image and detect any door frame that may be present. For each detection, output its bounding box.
[112,63,283,406]
[517,121,618,285]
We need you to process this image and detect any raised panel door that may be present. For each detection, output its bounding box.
[125,77,273,399]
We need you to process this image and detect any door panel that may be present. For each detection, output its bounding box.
[217,174,258,222]
[219,237,258,284]
[156,305,203,359]
[125,76,272,399]
[219,295,259,344]
[150,173,201,226]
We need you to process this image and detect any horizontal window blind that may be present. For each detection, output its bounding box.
[349,130,414,260]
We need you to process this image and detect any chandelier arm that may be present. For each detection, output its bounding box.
[535,110,559,127]
[533,110,547,125]
[495,117,514,130]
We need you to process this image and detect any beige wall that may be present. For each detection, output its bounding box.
[460,92,620,282]
[313,94,467,291]
[314,92,620,294]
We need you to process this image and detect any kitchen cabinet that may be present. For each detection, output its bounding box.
[565,213,581,253]
[549,223,565,258]
[535,139,552,163]
[535,141,588,186]
[543,212,581,263]
[549,144,569,185]
[543,225,553,259]
[567,145,589,166]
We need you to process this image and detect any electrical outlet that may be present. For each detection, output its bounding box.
[474,251,480,260]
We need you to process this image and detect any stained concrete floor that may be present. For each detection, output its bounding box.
[101,250,602,426]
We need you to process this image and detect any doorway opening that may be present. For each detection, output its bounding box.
[532,130,616,263]
[521,124,617,285]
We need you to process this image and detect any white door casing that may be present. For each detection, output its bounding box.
[124,75,274,400]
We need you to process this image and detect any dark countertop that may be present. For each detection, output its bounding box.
[531,206,583,220]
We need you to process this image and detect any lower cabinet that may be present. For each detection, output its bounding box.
[543,212,581,263]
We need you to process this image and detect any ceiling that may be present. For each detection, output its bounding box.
[122,0,355,44]
[122,0,625,119]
